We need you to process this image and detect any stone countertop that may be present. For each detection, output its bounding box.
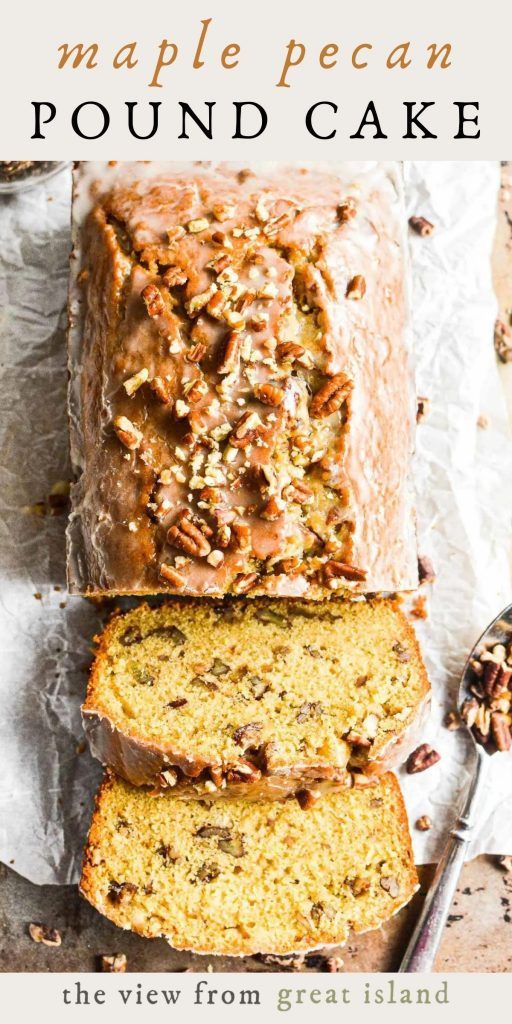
[1,165,512,975]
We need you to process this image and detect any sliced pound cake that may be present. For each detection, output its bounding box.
[83,598,429,795]
[80,771,418,956]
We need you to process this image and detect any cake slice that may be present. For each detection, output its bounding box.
[83,598,430,794]
[80,771,418,956]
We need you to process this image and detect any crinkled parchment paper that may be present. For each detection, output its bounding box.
[0,162,510,886]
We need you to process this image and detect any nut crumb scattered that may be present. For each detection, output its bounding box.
[415,815,433,831]
[100,953,127,972]
[28,923,62,947]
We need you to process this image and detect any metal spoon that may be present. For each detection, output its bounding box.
[399,601,512,972]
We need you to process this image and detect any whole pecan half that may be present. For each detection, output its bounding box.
[311,373,353,418]
[167,510,212,558]
[406,743,441,774]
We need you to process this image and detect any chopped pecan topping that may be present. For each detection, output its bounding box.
[123,368,149,396]
[141,283,165,317]
[324,560,367,583]
[113,415,143,451]
[406,744,441,774]
[29,923,62,947]
[187,217,209,233]
[409,215,435,237]
[206,290,228,319]
[261,496,285,521]
[276,342,306,363]
[186,284,217,316]
[310,373,353,418]
[256,382,285,407]
[346,274,366,300]
[283,480,314,505]
[217,331,243,375]
[162,266,188,288]
[150,376,173,404]
[167,510,212,558]
[229,410,265,448]
[186,343,208,363]
[159,563,186,588]
[232,520,252,552]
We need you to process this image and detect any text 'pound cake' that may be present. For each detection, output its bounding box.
[80,771,418,956]
[82,598,430,794]
[68,161,417,599]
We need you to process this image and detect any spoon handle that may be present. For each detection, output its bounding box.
[399,746,488,973]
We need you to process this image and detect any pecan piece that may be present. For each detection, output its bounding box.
[218,331,243,375]
[256,382,285,407]
[150,376,173,404]
[229,410,265,448]
[100,954,127,972]
[416,396,431,422]
[167,511,212,558]
[232,520,252,552]
[196,825,232,840]
[123,367,149,396]
[233,722,263,747]
[346,274,366,300]
[494,319,512,364]
[159,563,186,588]
[379,876,400,897]
[225,760,262,784]
[406,744,441,774]
[107,881,138,905]
[296,789,321,810]
[409,215,435,237]
[310,373,353,418]
[491,712,512,751]
[113,415,143,451]
[162,266,188,288]
[232,572,259,594]
[29,923,62,947]
[283,480,314,505]
[415,815,433,831]
[337,198,357,222]
[261,496,285,521]
[187,343,208,363]
[324,560,367,583]
[276,342,306,362]
[141,283,165,317]
[418,554,436,585]
[297,701,323,723]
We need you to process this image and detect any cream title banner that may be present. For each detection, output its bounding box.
[1,0,511,157]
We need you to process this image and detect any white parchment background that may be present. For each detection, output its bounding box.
[0,161,510,886]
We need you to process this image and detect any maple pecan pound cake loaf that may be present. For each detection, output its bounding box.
[82,597,430,793]
[67,162,417,597]
[80,771,418,956]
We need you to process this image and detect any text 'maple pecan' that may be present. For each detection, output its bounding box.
[68,164,418,597]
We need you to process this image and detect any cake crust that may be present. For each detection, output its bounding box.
[67,161,417,598]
